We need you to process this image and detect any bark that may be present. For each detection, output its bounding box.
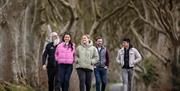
[89,6,128,36]
[130,19,168,64]
[58,0,78,33]
[171,45,180,91]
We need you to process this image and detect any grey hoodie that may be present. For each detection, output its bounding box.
[75,40,99,70]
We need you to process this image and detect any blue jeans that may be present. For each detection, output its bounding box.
[122,68,133,91]
[94,67,108,91]
[55,64,73,91]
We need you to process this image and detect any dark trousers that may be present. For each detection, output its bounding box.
[47,67,57,91]
[94,68,108,91]
[77,68,93,91]
[56,64,73,91]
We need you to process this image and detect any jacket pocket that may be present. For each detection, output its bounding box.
[119,53,124,66]
[129,52,135,67]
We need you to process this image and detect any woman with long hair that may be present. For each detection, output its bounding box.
[55,32,75,91]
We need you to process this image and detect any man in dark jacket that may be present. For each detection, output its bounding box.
[42,32,60,91]
[94,37,109,91]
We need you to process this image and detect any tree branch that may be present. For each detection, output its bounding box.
[30,0,37,32]
[48,0,63,22]
[89,0,130,36]
[89,6,128,36]
[58,0,77,33]
[129,1,167,35]
[0,0,9,9]
[91,0,101,20]
[130,19,169,64]
[166,9,179,41]
[148,0,178,44]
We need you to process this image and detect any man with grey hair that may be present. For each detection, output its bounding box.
[42,32,60,91]
[116,38,142,91]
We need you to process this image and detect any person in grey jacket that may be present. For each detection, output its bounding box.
[116,38,142,91]
[75,34,99,91]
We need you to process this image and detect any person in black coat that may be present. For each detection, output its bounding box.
[42,32,60,91]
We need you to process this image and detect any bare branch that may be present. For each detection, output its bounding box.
[89,6,128,36]
[89,0,130,36]
[101,6,124,22]
[31,0,37,32]
[0,0,9,9]
[148,0,179,44]
[129,1,167,35]
[48,0,63,22]
[58,0,77,32]
[60,21,70,34]
[142,0,149,19]
[89,21,99,36]
[166,9,179,41]
[129,1,146,22]
[91,0,101,20]
[130,19,169,64]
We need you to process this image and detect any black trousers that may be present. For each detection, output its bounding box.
[77,68,93,91]
[47,67,57,91]
[55,64,73,91]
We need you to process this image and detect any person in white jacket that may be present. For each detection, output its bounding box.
[116,38,142,91]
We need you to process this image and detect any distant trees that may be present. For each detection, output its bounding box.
[129,0,180,90]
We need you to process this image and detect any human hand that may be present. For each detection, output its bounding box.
[42,65,47,70]
[104,66,108,69]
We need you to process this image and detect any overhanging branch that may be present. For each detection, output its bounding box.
[58,0,77,33]
[129,1,168,36]
[89,6,128,36]
[89,0,130,36]
[0,0,9,9]
[130,19,169,64]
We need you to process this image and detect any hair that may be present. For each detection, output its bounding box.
[122,38,130,43]
[82,34,91,43]
[62,32,74,51]
[84,34,90,39]
[95,36,104,41]
[50,32,58,37]
[122,38,133,48]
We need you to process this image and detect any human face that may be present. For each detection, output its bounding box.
[52,35,58,41]
[122,41,129,48]
[82,35,89,44]
[96,38,103,47]
[63,34,71,43]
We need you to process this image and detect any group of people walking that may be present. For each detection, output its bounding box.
[42,32,142,91]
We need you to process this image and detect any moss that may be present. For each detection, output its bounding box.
[0,84,6,91]
[140,57,159,87]
[6,85,34,91]
[0,82,35,91]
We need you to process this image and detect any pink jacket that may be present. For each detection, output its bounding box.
[55,42,75,64]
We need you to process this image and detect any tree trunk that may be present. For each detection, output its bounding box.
[172,45,180,91]
[0,0,45,87]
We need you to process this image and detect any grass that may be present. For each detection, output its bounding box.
[0,82,35,91]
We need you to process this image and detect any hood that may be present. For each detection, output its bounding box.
[81,40,93,48]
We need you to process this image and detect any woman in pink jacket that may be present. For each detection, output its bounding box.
[55,32,75,91]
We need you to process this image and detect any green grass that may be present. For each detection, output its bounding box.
[0,83,35,91]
